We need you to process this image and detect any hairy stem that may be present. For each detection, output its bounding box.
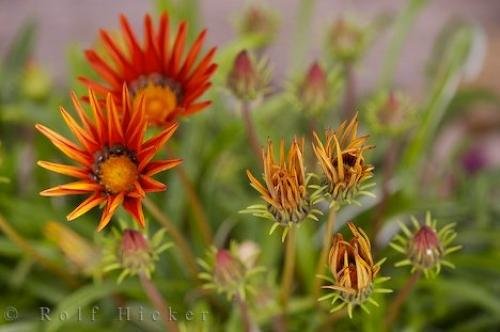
[236,294,253,332]
[241,101,262,161]
[143,197,198,280]
[0,214,77,287]
[313,207,337,298]
[139,272,180,332]
[280,226,297,309]
[384,270,422,330]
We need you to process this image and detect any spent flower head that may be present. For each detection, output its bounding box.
[227,50,270,101]
[198,242,265,300]
[101,228,171,283]
[319,223,391,318]
[243,138,323,241]
[312,114,374,207]
[391,212,461,278]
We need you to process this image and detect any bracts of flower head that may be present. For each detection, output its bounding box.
[312,114,374,208]
[198,241,265,301]
[227,50,271,102]
[242,138,323,241]
[390,211,461,278]
[101,228,171,283]
[318,223,391,318]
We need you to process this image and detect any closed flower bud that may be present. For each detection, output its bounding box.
[22,62,52,101]
[102,228,171,283]
[227,50,269,101]
[461,146,488,175]
[199,242,265,300]
[297,62,330,115]
[391,212,461,278]
[312,114,374,206]
[365,90,415,136]
[327,18,367,64]
[237,5,279,49]
[320,223,390,318]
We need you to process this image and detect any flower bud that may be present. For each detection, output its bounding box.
[21,62,52,101]
[237,5,279,49]
[391,212,461,278]
[199,242,265,300]
[101,228,171,283]
[297,62,330,115]
[461,146,487,175]
[121,229,151,273]
[365,90,415,136]
[227,50,269,101]
[327,18,367,64]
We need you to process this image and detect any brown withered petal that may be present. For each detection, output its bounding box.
[247,138,311,226]
[312,114,373,203]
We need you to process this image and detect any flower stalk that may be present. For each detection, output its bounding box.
[242,101,262,161]
[143,197,198,280]
[139,272,180,332]
[313,206,337,298]
[383,270,421,330]
[280,226,297,309]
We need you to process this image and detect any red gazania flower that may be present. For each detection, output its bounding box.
[36,87,181,231]
[81,13,217,126]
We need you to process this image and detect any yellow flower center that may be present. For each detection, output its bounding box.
[133,83,177,125]
[99,155,138,194]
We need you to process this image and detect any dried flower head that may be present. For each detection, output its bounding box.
[198,242,265,300]
[237,5,279,49]
[227,50,270,101]
[327,17,368,64]
[320,223,391,318]
[391,212,461,278]
[244,138,322,240]
[102,228,171,283]
[36,87,181,231]
[312,114,374,206]
[81,13,217,126]
[365,90,415,136]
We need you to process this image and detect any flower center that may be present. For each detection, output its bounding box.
[129,74,182,125]
[92,145,138,194]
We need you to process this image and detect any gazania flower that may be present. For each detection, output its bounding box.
[244,139,322,240]
[312,114,374,205]
[390,212,461,278]
[81,13,217,126]
[36,87,181,231]
[319,223,390,318]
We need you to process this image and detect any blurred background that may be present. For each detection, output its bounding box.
[0,0,500,331]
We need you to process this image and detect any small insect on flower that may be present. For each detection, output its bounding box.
[36,87,181,231]
[243,138,322,241]
[101,228,171,283]
[312,114,374,207]
[198,242,265,301]
[390,212,462,278]
[319,223,391,318]
[81,13,217,126]
[227,50,271,101]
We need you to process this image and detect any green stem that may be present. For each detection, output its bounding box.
[312,206,336,298]
[343,63,356,120]
[280,226,297,310]
[384,270,422,330]
[379,0,428,88]
[289,0,316,74]
[241,101,262,162]
[139,272,180,332]
[236,294,253,332]
[143,197,198,280]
